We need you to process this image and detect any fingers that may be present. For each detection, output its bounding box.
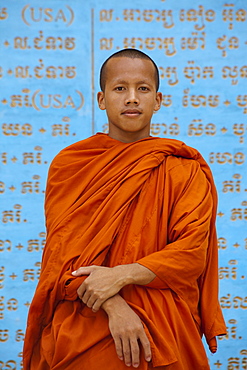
[139,331,152,363]
[115,336,139,368]
[91,299,102,312]
[72,266,95,276]
[76,282,86,300]
[77,286,98,311]
[122,337,132,367]
[112,331,151,368]
[77,284,104,312]
[75,266,119,311]
[83,294,102,312]
[119,336,150,368]
[112,335,124,362]
[129,339,140,368]
[105,295,152,367]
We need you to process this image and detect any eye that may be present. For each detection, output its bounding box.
[115,86,125,91]
[139,86,149,91]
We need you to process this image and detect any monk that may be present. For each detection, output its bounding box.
[23,49,226,369]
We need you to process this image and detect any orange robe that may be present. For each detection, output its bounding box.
[23,133,226,369]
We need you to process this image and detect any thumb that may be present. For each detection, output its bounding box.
[72,266,94,276]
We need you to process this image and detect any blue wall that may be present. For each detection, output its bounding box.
[0,1,246,368]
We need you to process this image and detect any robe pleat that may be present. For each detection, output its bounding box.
[23,134,226,369]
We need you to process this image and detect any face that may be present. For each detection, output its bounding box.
[97,57,162,143]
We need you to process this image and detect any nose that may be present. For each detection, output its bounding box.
[125,89,139,105]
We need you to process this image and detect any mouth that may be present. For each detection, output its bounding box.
[121,109,142,117]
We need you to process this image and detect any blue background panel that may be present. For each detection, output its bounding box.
[0,1,246,368]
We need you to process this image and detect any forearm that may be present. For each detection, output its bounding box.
[102,293,127,315]
[71,263,156,312]
[101,293,152,368]
[113,263,156,287]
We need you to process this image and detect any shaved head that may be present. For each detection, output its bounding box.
[100,49,160,92]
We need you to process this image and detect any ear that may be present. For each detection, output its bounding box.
[97,91,106,110]
[154,92,163,112]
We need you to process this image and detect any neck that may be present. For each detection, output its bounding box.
[108,129,151,144]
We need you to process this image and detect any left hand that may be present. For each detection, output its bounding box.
[72,265,124,312]
[102,294,152,368]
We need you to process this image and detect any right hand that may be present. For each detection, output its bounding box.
[102,295,152,368]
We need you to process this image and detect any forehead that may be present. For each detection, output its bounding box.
[105,57,156,85]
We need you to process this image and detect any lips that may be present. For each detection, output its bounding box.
[121,109,142,116]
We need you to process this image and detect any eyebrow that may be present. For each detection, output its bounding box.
[113,79,152,85]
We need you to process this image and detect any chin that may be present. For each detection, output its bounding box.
[122,124,148,132]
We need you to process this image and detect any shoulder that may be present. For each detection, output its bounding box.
[166,155,201,173]
[154,137,206,175]
[165,157,204,191]
[49,134,104,168]
[57,134,99,156]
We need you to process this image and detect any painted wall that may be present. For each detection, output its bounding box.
[0,1,246,368]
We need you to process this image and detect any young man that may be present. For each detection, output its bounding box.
[23,49,226,369]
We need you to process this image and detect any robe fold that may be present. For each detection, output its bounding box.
[23,133,226,369]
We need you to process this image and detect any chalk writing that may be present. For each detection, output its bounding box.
[21,5,74,27]
[222,3,247,29]
[209,152,245,165]
[183,89,219,108]
[231,201,247,221]
[1,88,84,111]
[1,205,25,224]
[122,37,176,56]
[23,262,41,282]
[0,7,8,20]
[179,6,215,30]
[187,120,216,136]
[220,294,247,309]
[218,319,241,340]
[3,59,77,79]
[184,61,214,84]
[100,9,174,28]
[219,260,238,280]
[12,31,76,51]
[216,35,239,57]
[181,31,206,50]
[159,66,178,85]
[2,123,32,136]
[1,2,247,367]
[222,174,242,193]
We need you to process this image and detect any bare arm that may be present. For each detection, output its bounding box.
[72,263,156,312]
[102,294,151,368]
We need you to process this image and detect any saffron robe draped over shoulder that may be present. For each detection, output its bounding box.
[23,134,226,370]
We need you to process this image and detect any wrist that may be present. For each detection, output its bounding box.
[113,265,133,286]
[102,294,126,315]
[114,263,156,286]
